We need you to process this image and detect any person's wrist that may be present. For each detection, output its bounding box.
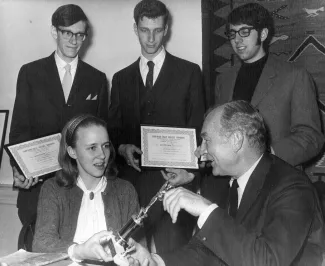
[68,243,83,263]
[118,144,126,156]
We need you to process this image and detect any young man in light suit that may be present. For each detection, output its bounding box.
[10,4,108,227]
[215,3,323,167]
[107,0,205,253]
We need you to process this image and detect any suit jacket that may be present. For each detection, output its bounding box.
[107,52,205,149]
[9,52,109,216]
[215,55,324,166]
[107,52,205,252]
[162,154,325,266]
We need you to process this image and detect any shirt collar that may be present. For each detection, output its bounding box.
[231,154,263,192]
[76,176,107,195]
[139,46,166,72]
[54,51,78,71]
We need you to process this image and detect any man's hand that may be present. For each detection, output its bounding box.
[73,231,114,262]
[161,168,194,186]
[128,239,157,266]
[163,187,212,223]
[119,144,143,172]
[12,166,39,189]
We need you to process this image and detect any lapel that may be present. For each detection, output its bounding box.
[130,59,141,124]
[236,154,272,223]
[224,66,240,102]
[153,52,175,102]
[251,56,277,106]
[67,59,84,104]
[43,53,66,108]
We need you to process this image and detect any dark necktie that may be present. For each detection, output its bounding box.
[229,179,239,218]
[146,61,155,89]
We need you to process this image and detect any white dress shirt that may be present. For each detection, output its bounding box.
[139,47,166,86]
[54,52,78,89]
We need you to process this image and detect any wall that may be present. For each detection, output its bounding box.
[0,0,202,256]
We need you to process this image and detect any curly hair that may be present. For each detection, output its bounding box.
[226,3,275,52]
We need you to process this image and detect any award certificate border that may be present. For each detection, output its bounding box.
[0,110,9,168]
[141,126,198,169]
[5,133,62,179]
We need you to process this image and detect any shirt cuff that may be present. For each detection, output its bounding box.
[197,203,218,229]
[151,253,166,266]
[68,244,82,263]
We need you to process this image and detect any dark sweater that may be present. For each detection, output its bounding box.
[233,55,268,102]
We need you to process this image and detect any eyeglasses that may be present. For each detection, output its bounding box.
[57,28,87,42]
[225,27,255,40]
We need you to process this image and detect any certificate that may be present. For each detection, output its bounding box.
[5,133,62,179]
[141,125,198,169]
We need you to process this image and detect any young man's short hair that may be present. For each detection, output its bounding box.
[52,4,89,33]
[134,0,169,26]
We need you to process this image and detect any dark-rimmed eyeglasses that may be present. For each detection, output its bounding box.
[57,28,87,42]
[225,27,255,40]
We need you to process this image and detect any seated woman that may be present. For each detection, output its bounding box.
[32,114,140,262]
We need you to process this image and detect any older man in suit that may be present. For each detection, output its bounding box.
[129,100,325,266]
[107,0,205,253]
[9,4,108,226]
[215,3,323,167]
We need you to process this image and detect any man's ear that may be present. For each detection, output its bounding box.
[67,146,77,159]
[133,23,139,37]
[261,28,269,42]
[231,131,244,153]
[163,24,169,36]
[51,25,58,40]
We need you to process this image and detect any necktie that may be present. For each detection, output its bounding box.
[146,61,155,89]
[62,64,72,102]
[229,179,239,218]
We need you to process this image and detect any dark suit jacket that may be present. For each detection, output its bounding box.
[162,154,325,266]
[215,55,324,166]
[107,52,205,149]
[9,52,109,219]
[107,52,205,252]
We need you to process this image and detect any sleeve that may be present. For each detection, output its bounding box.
[186,64,205,142]
[107,73,123,150]
[194,178,318,266]
[9,65,32,146]
[272,69,324,166]
[97,73,109,123]
[32,181,72,253]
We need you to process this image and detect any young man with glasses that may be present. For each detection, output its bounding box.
[9,4,108,227]
[214,3,323,167]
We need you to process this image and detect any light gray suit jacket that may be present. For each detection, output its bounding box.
[215,55,324,166]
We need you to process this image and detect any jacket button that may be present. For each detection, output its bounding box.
[202,237,207,241]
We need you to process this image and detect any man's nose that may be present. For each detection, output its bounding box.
[234,32,243,43]
[148,32,155,43]
[69,34,77,44]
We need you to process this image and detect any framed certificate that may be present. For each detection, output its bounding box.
[141,125,198,169]
[5,133,62,179]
